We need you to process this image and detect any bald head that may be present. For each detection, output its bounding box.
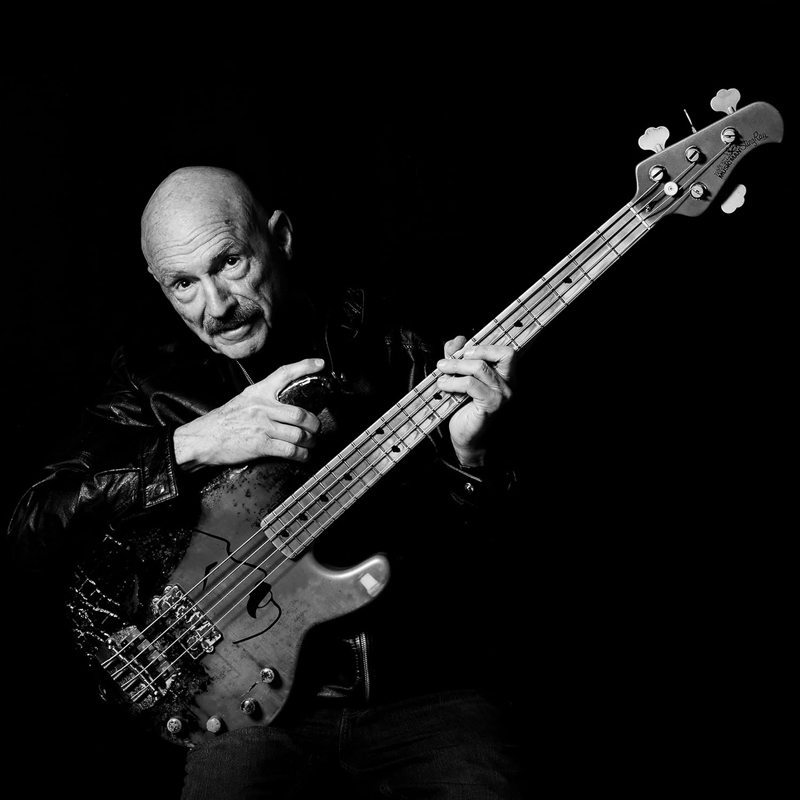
[141,166,271,266]
[141,166,292,360]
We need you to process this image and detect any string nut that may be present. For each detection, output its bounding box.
[690,183,707,199]
[648,165,665,183]
[721,126,737,145]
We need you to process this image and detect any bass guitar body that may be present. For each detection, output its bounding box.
[66,378,390,748]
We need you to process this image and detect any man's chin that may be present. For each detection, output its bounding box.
[209,322,267,359]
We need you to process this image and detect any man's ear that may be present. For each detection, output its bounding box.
[267,210,293,261]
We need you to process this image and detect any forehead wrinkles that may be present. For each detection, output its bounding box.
[148,214,249,272]
[144,180,257,265]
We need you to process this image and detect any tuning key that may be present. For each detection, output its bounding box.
[721,184,747,214]
[710,88,741,115]
[638,126,670,153]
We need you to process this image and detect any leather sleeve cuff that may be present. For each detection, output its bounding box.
[140,427,180,508]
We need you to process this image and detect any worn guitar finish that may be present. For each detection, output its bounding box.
[66,99,783,748]
[67,376,393,748]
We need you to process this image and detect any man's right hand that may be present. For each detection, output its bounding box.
[174,358,325,471]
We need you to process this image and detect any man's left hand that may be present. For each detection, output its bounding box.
[436,336,517,467]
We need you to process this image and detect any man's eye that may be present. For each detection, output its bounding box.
[174,279,193,292]
[225,256,241,267]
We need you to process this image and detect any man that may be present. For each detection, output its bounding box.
[10,166,523,798]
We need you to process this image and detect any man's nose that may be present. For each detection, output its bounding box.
[203,276,236,317]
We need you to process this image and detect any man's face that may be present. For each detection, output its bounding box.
[147,205,285,360]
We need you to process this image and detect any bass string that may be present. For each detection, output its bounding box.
[105,150,728,685]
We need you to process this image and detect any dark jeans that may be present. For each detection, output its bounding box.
[181,689,522,799]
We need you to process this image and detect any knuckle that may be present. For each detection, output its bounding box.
[283,404,305,424]
[292,426,316,446]
[283,426,302,444]
[289,407,320,432]
[271,438,298,459]
[274,363,293,381]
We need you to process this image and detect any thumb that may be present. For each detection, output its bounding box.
[259,358,327,396]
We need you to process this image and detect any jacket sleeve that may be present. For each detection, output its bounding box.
[8,347,183,572]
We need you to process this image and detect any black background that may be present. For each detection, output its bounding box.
[3,30,792,799]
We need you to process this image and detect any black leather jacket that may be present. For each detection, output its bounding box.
[8,287,516,710]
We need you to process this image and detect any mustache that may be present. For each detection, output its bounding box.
[204,301,262,336]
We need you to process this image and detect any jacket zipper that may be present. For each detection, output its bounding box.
[359,632,371,702]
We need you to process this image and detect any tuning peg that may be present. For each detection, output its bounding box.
[710,88,741,115]
[638,126,670,153]
[721,184,747,214]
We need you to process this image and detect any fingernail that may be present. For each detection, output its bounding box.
[314,358,325,367]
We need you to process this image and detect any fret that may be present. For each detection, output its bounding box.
[486,316,517,347]
[558,265,595,306]
[276,518,312,557]
[506,297,542,332]
[316,465,342,494]
[533,291,568,327]
[524,280,562,316]
[396,394,430,428]
[544,255,587,294]
[295,495,336,530]
[476,297,542,348]
[602,216,647,254]
[329,449,373,495]
[346,437,381,474]
[394,399,436,444]
[626,203,653,230]
[410,385,444,425]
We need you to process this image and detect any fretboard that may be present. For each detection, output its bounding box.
[261,200,656,555]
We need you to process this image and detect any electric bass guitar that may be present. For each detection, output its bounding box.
[66,90,783,748]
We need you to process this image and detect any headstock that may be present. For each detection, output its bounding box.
[631,94,783,221]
